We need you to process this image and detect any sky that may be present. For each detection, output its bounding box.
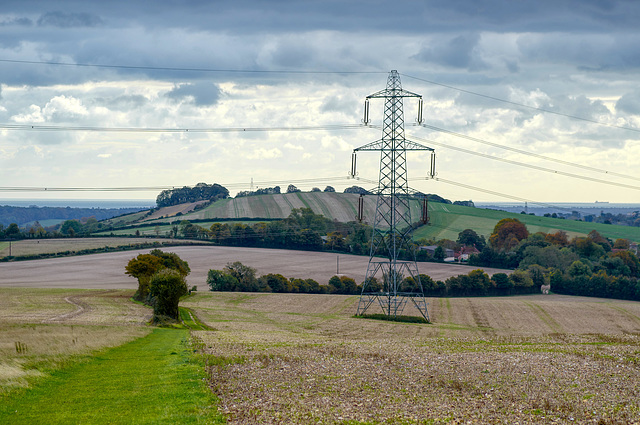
[1,0,640,205]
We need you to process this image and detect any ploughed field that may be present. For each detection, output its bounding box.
[185,292,640,424]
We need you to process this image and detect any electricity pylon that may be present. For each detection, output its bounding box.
[352,70,434,321]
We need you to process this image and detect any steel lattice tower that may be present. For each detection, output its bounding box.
[353,70,434,321]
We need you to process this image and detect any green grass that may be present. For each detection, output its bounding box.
[0,328,223,424]
[415,202,640,242]
[179,307,213,331]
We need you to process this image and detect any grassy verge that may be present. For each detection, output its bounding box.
[0,328,223,424]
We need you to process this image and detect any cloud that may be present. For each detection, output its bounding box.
[616,91,640,115]
[166,82,222,106]
[37,11,103,28]
[0,17,32,26]
[413,34,488,71]
[247,147,282,159]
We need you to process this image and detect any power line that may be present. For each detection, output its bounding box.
[416,123,640,183]
[0,123,366,133]
[402,73,640,134]
[0,176,354,193]
[0,58,385,75]
[408,133,640,192]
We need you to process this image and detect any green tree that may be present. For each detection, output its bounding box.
[491,273,513,295]
[60,220,82,236]
[149,269,188,320]
[224,261,258,291]
[207,269,238,291]
[125,254,165,300]
[509,269,534,293]
[457,229,486,250]
[5,223,20,238]
[433,246,446,262]
[149,249,191,277]
[259,273,290,293]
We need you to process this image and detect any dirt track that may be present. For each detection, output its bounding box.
[0,246,511,289]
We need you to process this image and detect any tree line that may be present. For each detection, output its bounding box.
[205,261,538,298]
[468,218,640,301]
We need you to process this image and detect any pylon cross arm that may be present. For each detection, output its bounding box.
[366,89,422,99]
[353,138,434,152]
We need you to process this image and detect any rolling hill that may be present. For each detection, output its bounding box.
[101,192,640,243]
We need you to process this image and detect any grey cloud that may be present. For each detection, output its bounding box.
[0,17,33,26]
[413,34,488,71]
[37,11,103,28]
[616,91,640,116]
[166,82,221,106]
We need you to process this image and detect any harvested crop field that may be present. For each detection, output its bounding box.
[0,237,206,258]
[185,292,640,424]
[0,245,511,289]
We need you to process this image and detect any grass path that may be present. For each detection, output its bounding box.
[0,328,223,424]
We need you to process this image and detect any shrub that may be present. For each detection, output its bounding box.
[149,269,189,320]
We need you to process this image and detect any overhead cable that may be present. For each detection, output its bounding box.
[416,123,640,182]
[0,123,366,133]
[402,73,640,134]
[0,59,385,75]
[407,133,640,192]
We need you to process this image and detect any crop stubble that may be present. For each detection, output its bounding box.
[187,292,640,424]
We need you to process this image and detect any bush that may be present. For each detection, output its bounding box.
[149,269,189,320]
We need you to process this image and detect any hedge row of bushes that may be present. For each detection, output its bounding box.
[207,262,541,298]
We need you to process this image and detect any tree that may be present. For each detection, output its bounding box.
[457,229,486,250]
[149,269,188,320]
[125,250,190,301]
[311,187,321,192]
[125,254,165,300]
[545,230,569,247]
[343,186,369,194]
[207,269,238,291]
[613,238,630,250]
[60,220,82,236]
[323,186,335,192]
[5,223,20,238]
[433,246,446,262]
[224,261,258,291]
[492,273,513,295]
[489,218,529,251]
[287,184,301,193]
[149,249,191,277]
[259,273,290,293]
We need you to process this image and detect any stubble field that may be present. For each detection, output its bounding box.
[184,292,640,424]
[2,258,640,423]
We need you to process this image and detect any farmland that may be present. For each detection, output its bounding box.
[187,292,640,424]
[100,192,640,243]
[2,275,640,423]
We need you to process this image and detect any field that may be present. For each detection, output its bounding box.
[0,245,512,289]
[0,288,152,394]
[414,202,640,242]
[2,278,640,422]
[99,192,640,243]
[185,292,640,424]
[0,237,210,259]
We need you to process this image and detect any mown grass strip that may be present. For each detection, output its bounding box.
[0,328,223,425]
[179,307,213,331]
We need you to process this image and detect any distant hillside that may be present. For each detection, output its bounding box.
[0,205,147,228]
[102,192,640,243]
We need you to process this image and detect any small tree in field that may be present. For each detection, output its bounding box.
[149,269,188,320]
